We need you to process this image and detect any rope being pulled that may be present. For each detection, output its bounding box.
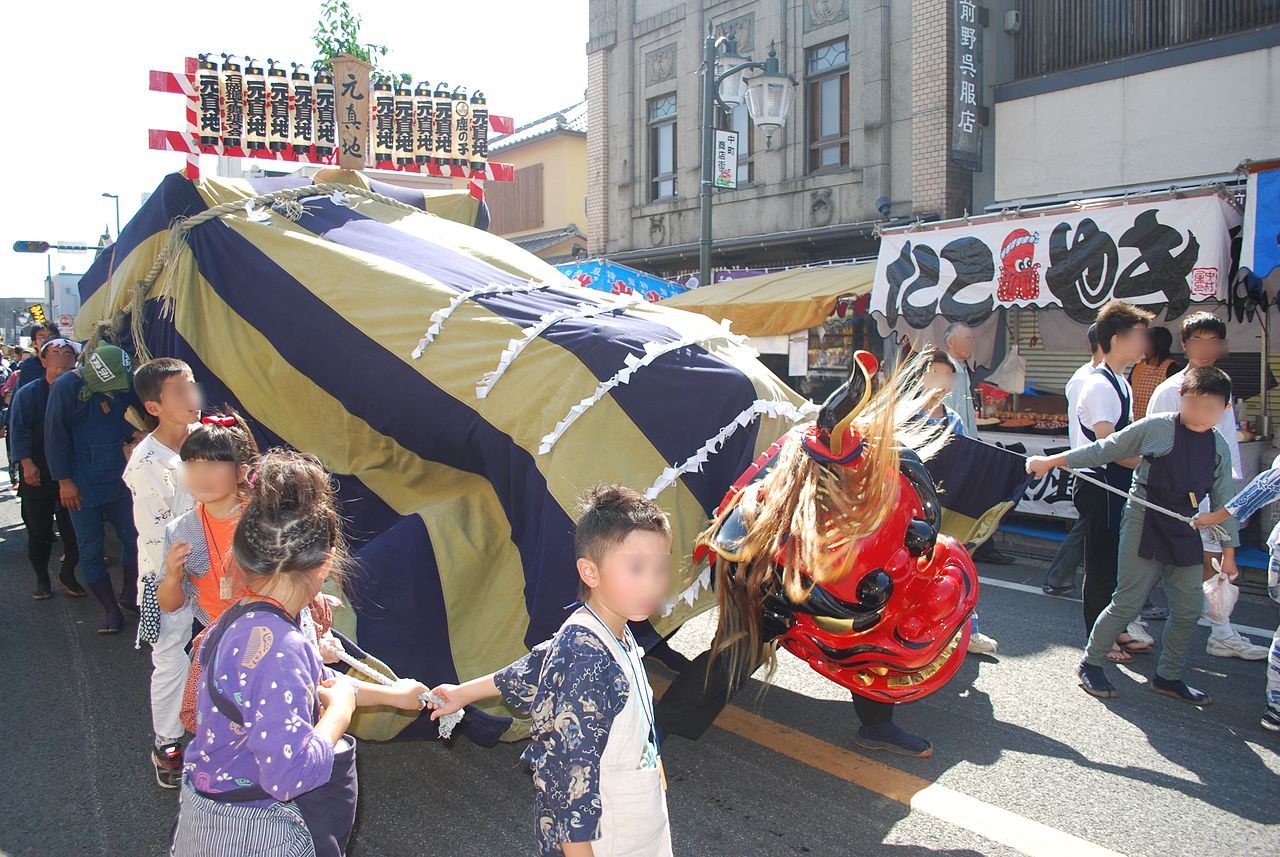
[1063,465,1234,545]
[87,182,426,361]
[334,649,463,739]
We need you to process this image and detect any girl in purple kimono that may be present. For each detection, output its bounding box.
[170,449,429,857]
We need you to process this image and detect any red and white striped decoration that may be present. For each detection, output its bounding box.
[149,58,517,197]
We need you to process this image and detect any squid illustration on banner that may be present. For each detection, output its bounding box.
[870,192,1242,332]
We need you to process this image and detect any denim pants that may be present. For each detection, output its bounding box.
[69,491,138,584]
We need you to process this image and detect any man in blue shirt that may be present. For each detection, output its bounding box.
[9,338,83,600]
[45,342,143,634]
[17,324,60,390]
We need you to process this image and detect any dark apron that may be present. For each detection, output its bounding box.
[1079,366,1133,529]
[198,599,358,857]
[1138,417,1215,566]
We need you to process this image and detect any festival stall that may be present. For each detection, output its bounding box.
[870,187,1269,519]
[555,258,688,302]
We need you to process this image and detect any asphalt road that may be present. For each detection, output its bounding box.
[0,481,1276,857]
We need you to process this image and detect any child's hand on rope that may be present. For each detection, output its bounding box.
[165,541,192,579]
[316,630,344,664]
[1025,456,1054,478]
[426,683,468,721]
[1192,508,1231,530]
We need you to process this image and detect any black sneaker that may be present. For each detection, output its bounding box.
[1260,707,1279,732]
[32,584,52,601]
[1151,675,1212,706]
[1076,660,1117,698]
[152,743,183,789]
[854,722,934,758]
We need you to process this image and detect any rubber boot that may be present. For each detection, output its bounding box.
[85,578,124,635]
[58,558,85,597]
[32,562,52,600]
[118,567,139,614]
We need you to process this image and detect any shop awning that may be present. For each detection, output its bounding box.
[556,258,687,302]
[658,262,875,336]
[1242,160,1280,281]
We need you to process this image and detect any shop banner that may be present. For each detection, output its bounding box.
[871,194,1242,330]
[975,431,1077,519]
[951,0,984,171]
[1242,166,1280,281]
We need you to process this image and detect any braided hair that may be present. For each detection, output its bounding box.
[233,449,347,582]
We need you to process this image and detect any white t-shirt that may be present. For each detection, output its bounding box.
[123,430,196,585]
[1148,367,1242,481]
[1065,361,1097,449]
[1075,365,1134,472]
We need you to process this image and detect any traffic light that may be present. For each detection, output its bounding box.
[12,241,50,253]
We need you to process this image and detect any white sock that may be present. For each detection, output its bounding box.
[155,734,181,750]
[1210,620,1235,641]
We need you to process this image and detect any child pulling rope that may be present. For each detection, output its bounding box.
[335,650,464,739]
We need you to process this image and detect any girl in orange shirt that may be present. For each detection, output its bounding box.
[157,412,260,631]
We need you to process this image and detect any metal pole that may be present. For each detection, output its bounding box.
[113,197,121,237]
[1261,303,1272,439]
[699,31,717,290]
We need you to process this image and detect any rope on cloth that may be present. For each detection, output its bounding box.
[86,182,426,362]
[334,649,463,739]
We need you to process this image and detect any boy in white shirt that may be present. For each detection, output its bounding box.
[1147,312,1266,660]
[123,358,202,788]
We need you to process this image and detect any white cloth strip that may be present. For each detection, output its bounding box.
[411,280,548,359]
[476,298,644,399]
[644,399,819,500]
[335,650,463,739]
[538,320,752,455]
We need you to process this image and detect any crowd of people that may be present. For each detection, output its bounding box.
[3,310,1277,855]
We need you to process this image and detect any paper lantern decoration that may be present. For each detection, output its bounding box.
[372,76,395,165]
[219,54,244,148]
[451,85,470,167]
[413,81,435,165]
[243,58,267,151]
[291,64,314,156]
[394,82,415,166]
[314,68,336,159]
[432,81,453,166]
[267,59,290,152]
[469,90,489,171]
[196,55,221,145]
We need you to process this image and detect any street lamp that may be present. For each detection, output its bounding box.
[102,192,120,238]
[699,31,795,290]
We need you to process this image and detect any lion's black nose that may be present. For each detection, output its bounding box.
[904,519,937,558]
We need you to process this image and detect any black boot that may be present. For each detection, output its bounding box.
[85,578,124,635]
[32,563,52,601]
[118,568,139,613]
[58,558,85,597]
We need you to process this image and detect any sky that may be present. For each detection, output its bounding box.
[1,0,588,298]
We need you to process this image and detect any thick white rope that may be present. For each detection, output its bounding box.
[334,649,463,739]
[1063,465,1233,544]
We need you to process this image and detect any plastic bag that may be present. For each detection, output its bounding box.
[1202,570,1239,625]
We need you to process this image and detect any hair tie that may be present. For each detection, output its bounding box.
[201,414,236,427]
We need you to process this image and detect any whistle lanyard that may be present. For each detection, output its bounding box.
[581,603,661,759]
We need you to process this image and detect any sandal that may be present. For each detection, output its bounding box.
[1115,635,1152,654]
[1104,645,1133,663]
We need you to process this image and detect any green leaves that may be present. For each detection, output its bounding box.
[311,0,399,78]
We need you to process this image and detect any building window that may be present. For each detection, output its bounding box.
[649,94,677,200]
[806,38,849,173]
[719,102,755,185]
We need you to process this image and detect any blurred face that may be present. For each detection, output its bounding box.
[146,372,202,424]
[922,360,956,400]
[40,345,77,380]
[183,459,247,505]
[946,326,975,362]
[1110,324,1149,365]
[1179,392,1227,433]
[579,530,673,621]
[1182,331,1224,369]
[33,329,51,349]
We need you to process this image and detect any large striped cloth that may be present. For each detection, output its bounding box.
[77,172,808,740]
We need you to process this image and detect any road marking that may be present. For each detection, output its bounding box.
[978,575,1278,637]
[651,676,1124,857]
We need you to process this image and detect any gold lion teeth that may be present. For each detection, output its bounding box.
[856,671,874,685]
[870,666,889,676]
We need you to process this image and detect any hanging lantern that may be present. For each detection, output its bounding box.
[743,41,796,149]
[220,54,244,148]
[372,75,395,165]
[314,68,336,159]
[469,90,489,171]
[243,57,268,150]
[267,59,290,152]
[450,85,470,168]
[290,64,314,157]
[413,81,435,165]
[196,54,221,145]
[432,81,453,166]
[394,81,415,166]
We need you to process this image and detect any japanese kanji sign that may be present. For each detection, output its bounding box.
[951,0,983,171]
[714,130,739,190]
[870,194,1242,329]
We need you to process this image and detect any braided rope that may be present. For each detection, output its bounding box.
[1065,465,1234,544]
[335,650,463,739]
[95,181,426,363]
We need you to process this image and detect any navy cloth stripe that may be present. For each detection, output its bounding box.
[183,218,581,645]
[286,200,767,513]
[927,434,1033,519]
